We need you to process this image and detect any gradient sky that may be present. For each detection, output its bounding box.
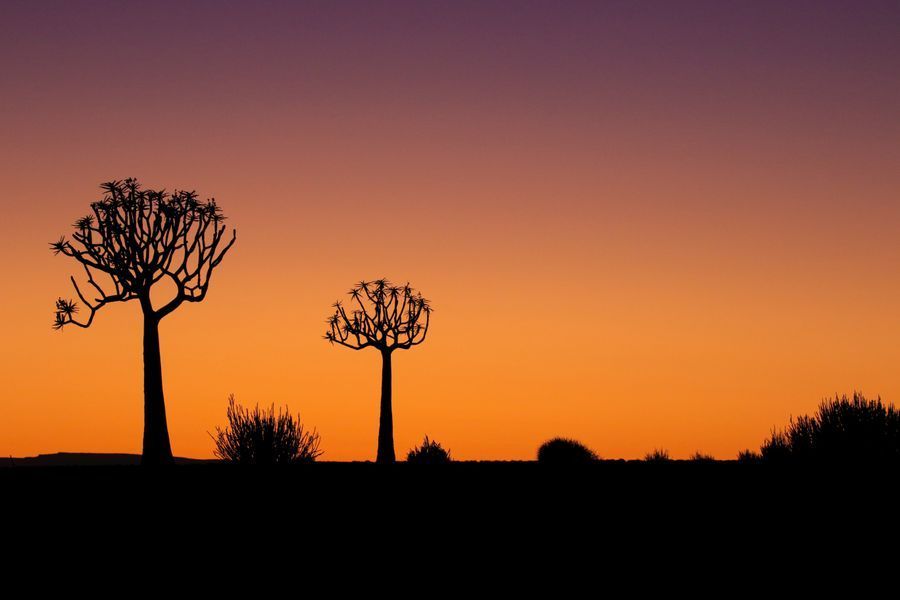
[2,0,899,460]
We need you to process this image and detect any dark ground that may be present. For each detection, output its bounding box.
[2,455,898,572]
[4,454,897,516]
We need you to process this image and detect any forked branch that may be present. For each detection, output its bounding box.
[324,279,431,352]
[51,178,236,329]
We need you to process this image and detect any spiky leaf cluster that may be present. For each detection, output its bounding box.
[51,178,236,328]
[325,279,431,352]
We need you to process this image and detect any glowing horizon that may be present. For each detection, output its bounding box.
[2,0,899,460]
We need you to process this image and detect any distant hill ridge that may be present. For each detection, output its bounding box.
[3,452,215,467]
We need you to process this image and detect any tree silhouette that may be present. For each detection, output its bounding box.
[325,279,431,463]
[51,178,236,465]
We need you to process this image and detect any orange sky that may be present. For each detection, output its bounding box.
[2,1,899,460]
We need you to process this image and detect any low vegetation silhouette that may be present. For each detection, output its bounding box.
[737,449,762,463]
[644,448,671,462]
[690,452,715,462]
[406,436,452,464]
[760,392,900,463]
[325,279,431,463]
[211,395,322,464]
[537,437,598,463]
[51,179,236,465]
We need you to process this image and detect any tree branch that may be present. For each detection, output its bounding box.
[51,179,236,330]
[325,279,431,353]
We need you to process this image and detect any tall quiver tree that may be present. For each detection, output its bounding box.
[325,279,431,463]
[51,179,236,465]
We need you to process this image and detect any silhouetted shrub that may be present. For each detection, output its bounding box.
[737,449,762,463]
[760,393,900,463]
[406,436,452,464]
[690,452,715,462]
[537,437,598,463]
[211,395,322,464]
[760,429,791,462]
[644,448,670,462]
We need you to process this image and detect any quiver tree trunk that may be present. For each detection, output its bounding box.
[142,314,173,465]
[377,350,395,463]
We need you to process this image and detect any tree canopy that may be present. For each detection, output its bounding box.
[51,178,236,329]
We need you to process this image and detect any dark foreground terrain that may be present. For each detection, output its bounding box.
[4,454,897,515]
[3,455,898,569]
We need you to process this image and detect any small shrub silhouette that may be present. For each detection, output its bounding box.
[737,449,762,463]
[760,429,791,462]
[644,448,670,462]
[761,392,900,463]
[211,395,322,464]
[690,452,715,462]
[537,437,598,463]
[406,436,452,464]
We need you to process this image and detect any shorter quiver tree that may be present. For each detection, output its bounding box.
[51,179,236,464]
[325,279,431,463]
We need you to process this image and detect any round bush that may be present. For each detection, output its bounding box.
[537,437,598,463]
